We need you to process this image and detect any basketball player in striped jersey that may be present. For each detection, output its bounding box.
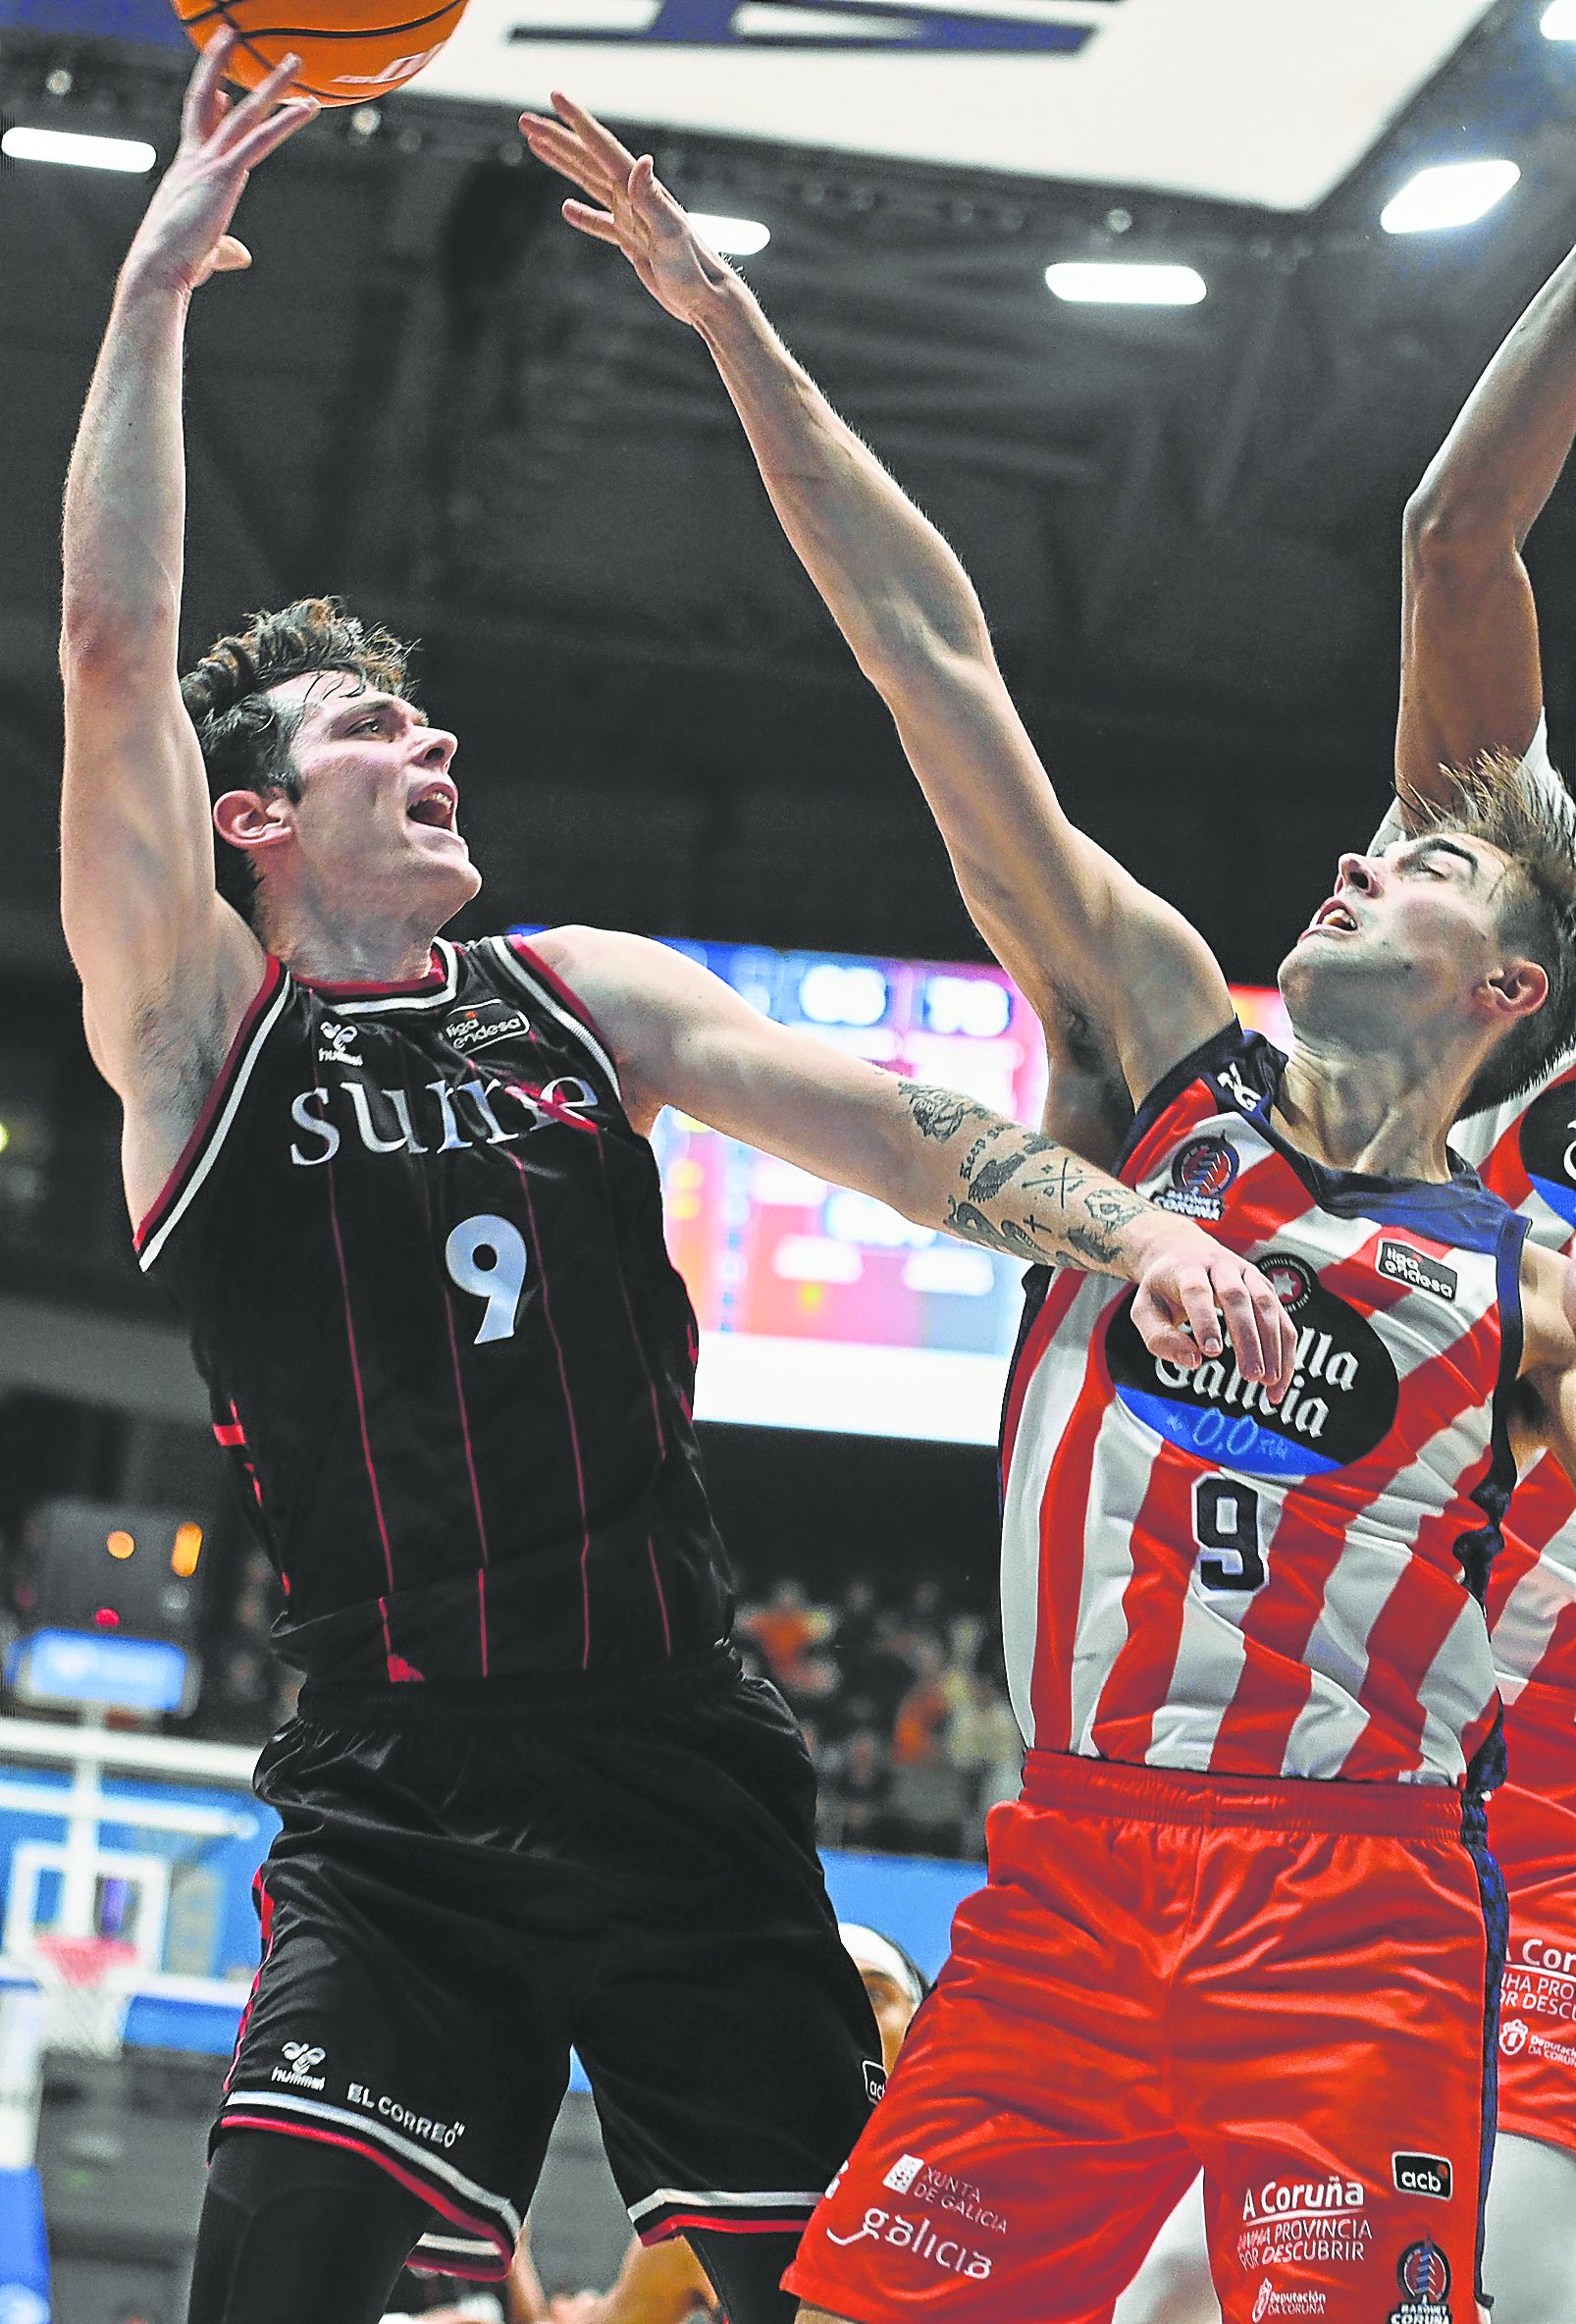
[58,45,1297,2324]
[1096,221,1576,2324]
[1363,233,1576,2322]
[530,101,1576,2324]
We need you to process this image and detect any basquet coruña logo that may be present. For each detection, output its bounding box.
[1517,1073,1576,1226]
[1105,1254,1398,1478]
[1155,1136,1239,1222]
[1389,2239,1451,2324]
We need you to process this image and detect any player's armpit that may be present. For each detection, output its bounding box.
[61,694,265,1107]
[1037,995,1133,1172]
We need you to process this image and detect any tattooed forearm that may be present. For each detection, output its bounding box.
[943,1199,1050,1260]
[965,1145,1030,1204]
[904,1083,991,1143]
[900,1077,1157,1278]
[1065,1222,1125,1267]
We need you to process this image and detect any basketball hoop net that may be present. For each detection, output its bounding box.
[30,1932,136,2059]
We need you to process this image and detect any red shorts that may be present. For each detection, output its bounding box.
[1492,1780,1576,2155]
[786,1753,1498,2324]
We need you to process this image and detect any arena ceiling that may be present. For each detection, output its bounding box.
[3,0,1576,1008]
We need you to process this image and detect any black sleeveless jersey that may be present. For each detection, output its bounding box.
[137,936,731,1688]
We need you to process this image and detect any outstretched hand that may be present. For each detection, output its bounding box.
[521,93,728,327]
[1129,1222,1297,1400]
[124,32,317,296]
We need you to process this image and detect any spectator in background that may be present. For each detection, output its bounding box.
[944,1666,1023,1823]
[739,1579,831,1698]
[890,1640,950,1769]
[824,1726,892,1851]
[827,1577,879,1678]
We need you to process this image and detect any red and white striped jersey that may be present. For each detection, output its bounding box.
[1454,1053,1576,1812]
[1375,714,1576,1810]
[1000,1021,1526,1789]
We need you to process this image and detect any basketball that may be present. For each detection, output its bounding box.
[171,0,471,106]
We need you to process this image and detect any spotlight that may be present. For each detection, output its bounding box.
[2,126,157,173]
[1542,0,1576,36]
[1045,262,1207,306]
[691,212,771,256]
[1381,159,1520,235]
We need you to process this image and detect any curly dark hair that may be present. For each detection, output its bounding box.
[181,598,418,924]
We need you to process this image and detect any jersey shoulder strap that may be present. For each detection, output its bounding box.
[472,934,623,1100]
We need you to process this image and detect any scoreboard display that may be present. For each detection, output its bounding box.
[637,936,1289,1446]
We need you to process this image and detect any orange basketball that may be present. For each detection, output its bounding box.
[172,0,471,107]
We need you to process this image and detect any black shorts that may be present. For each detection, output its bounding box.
[216,1646,883,2282]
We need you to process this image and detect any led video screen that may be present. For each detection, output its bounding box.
[640,936,1289,1447]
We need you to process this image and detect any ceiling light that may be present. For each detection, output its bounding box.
[691,212,770,257]
[2,125,156,173]
[1380,159,1520,235]
[1542,1,1576,36]
[1045,262,1206,307]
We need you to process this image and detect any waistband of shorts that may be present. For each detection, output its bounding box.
[297,1639,743,1724]
[1020,1749,1466,1839]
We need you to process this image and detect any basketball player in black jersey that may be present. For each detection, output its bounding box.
[57,43,1299,2324]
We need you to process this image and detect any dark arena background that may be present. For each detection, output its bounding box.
[2,1,1575,2316]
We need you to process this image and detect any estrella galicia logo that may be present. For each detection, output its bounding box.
[1517,1073,1576,1227]
[1389,2239,1451,2323]
[1105,1252,1398,1478]
[1156,1136,1239,1222]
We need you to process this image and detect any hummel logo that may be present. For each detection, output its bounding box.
[317,1023,363,1068]
[273,2041,328,2090]
[1215,1061,1262,1115]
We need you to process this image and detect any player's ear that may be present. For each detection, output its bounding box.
[214,789,292,853]
[1483,957,1550,1024]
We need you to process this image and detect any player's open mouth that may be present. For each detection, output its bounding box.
[406,780,458,831]
[1304,899,1359,936]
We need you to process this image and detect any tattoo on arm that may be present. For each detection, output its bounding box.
[901,1080,1152,1275]
[904,1083,987,1144]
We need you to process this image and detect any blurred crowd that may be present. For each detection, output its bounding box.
[736,1575,1022,1859]
[202,1558,1020,1862]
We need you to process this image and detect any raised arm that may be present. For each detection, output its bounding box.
[59,37,313,1208]
[533,924,1295,1392]
[522,102,1232,1111]
[1394,243,1576,818]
